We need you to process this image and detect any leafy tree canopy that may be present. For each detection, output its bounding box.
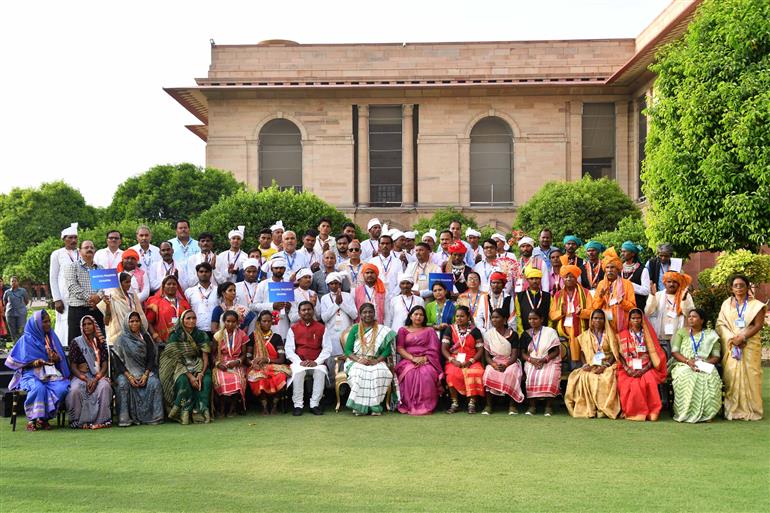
[643,0,770,253]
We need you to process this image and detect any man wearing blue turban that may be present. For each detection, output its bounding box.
[581,240,606,294]
[619,240,651,310]
[561,235,584,267]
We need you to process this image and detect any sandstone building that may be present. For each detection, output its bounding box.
[166,0,700,230]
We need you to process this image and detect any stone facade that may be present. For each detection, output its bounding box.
[167,1,701,231]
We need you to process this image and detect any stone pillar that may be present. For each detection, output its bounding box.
[614,100,630,194]
[401,104,414,206]
[458,137,471,206]
[357,105,370,206]
[567,100,583,181]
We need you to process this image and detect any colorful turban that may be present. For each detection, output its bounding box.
[621,241,644,254]
[523,266,543,279]
[361,263,386,293]
[585,240,606,253]
[562,235,583,247]
[602,247,622,269]
[560,264,581,279]
[448,241,467,254]
[117,249,140,272]
[662,271,693,314]
[490,271,508,284]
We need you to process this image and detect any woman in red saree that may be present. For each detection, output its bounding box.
[144,275,190,343]
[441,305,485,414]
[617,308,667,421]
[212,310,248,416]
[247,310,291,415]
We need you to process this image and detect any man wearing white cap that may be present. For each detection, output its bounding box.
[369,234,401,298]
[390,229,416,267]
[490,233,509,259]
[270,220,285,252]
[235,258,262,334]
[289,268,321,323]
[49,222,79,345]
[319,272,357,374]
[515,236,549,293]
[254,257,291,338]
[403,231,417,255]
[465,228,483,265]
[215,226,245,284]
[421,229,437,252]
[360,218,382,261]
[386,273,424,331]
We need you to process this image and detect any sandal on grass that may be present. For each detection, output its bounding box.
[446,401,461,414]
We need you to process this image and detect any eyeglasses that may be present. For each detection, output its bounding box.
[349,248,361,252]
[108,237,121,240]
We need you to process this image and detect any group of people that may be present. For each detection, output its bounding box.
[6,218,765,431]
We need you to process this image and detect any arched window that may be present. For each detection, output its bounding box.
[258,119,302,191]
[470,117,513,204]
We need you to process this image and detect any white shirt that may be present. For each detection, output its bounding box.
[149,259,187,293]
[215,249,245,284]
[369,253,402,297]
[473,260,502,293]
[645,290,694,341]
[184,283,217,332]
[386,294,424,331]
[94,248,123,269]
[319,291,358,356]
[254,279,290,338]
[289,287,321,323]
[360,239,379,261]
[314,235,336,255]
[49,247,79,302]
[186,252,219,289]
[130,243,161,270]
[269,250,309,282]
[298,246,323,269]
[431,250,450,268]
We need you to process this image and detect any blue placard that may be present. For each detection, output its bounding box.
[428,273,454,291]
[268,281,295,302]
[89,269,120,291]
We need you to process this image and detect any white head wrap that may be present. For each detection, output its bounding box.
[517,236,535,248]
[270,257,288,269]
[403,231,416,240]
[61,222,78,239]
[390,229,405,241]
[242,258,260,270]
[228,225,245,240]
[465,228,481,238]
[270,220,284,232]
[398,272,414,284]
[325,272,342,285]
[421,229,437,243]
[296,268,313,280]
[367,218,382,231]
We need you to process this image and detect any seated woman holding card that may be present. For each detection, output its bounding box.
[670,308,722,423]
[520,310,562,416]
[481,308,523,415]
[442,305,485,414]
[565,309,621,419]
[617,308,667,421]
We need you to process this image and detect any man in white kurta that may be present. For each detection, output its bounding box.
[319,272,358,374]
[94,230,124,269]
[235,258,261,335]
[214,226,246,285]
[289,269,321,323]
[368,235,402,298]
[130,225,161,270]
[385,273,424,331]
[644,272,694,357]
[49,223,79,345]
[184,262,217,334]
[253,258,291,339]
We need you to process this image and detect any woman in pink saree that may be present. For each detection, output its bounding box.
[395,305,443,415]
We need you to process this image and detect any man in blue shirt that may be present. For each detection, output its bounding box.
[168,219,200,264]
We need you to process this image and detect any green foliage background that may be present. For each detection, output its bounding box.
[643,0,770,254]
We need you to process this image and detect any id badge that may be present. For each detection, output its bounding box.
[563,316,573,328]
[171,317,178,324]
[516,279,523,291]
[632,358,643,370]
[664,323,675,335]
[735,318,746,328]
[609,298,619,306]
[636,344,647,353]
[605,309,613,321]
[418,274,427,282]
[592,352,604,366]
[334,312,343,330]
[455,352,467,364]
[666,310,678,319]
[43,365,60,377]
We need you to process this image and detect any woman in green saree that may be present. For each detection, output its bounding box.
[159,309,212,424]
[670,308,722,423]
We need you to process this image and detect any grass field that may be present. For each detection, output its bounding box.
[1,376,769,513]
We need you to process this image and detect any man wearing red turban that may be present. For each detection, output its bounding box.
[117,248,149,302]
[444,240,473,295]
[353,263,388,324]
[645,270,694,357]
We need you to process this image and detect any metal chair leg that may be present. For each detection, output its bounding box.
[11,391,19,432]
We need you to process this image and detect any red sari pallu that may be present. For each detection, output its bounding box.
[213,328,248,404]
[247,331,290,396]
[444,325,485,397]
[617,318,667,419]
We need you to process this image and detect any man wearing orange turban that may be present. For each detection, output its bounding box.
[592,248,636,332]
[644,270,694,358]
[117,248,149,302]
[353,263,387,324]
[550,264,592,368]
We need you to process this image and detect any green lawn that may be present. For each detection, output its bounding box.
[1,376,769,513]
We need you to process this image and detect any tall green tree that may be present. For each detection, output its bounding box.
[643,0,770,254]
[106,163,244,222]
[0,182,97,275]
[514,177,641,243]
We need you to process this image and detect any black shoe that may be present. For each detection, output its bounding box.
[292,408,303,416]
[310,406,323,416]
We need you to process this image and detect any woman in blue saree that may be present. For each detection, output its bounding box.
[6,310,70,431]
